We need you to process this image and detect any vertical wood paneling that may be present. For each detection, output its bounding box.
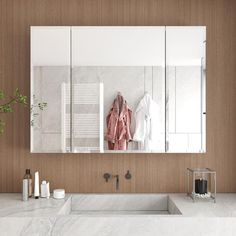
[0,0,236,193]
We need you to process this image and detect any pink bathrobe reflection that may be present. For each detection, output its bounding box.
[105,93,132,150]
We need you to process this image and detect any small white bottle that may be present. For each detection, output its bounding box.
[34,171,40,199]
[41,181,50,198]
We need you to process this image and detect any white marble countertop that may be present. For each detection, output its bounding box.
[1,193,236,217]
[0,194,236,236]
[0,193,69,217]
[170,193,236,217]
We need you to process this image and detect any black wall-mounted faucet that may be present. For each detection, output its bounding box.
[103,173,119,190]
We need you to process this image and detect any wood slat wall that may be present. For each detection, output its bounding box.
[0,0,236,193]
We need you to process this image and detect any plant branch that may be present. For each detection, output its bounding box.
[0,88,27,135]
[0,97,17,112]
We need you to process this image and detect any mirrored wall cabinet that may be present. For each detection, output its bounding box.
[30,26,206,153]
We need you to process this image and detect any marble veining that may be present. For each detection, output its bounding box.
[0,194,69,217]
[51,216,236,236]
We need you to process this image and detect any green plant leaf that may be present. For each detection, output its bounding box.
[15,88,20,96]
[0,120,5,135]
[0,104,13,113]
[0,91,4,99]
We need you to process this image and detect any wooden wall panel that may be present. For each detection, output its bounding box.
[0,0,236,193]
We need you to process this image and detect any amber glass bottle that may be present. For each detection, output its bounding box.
[23,169,33,197]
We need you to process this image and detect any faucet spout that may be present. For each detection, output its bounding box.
[114,175,119,191]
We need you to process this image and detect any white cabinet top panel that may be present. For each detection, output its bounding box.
[31,27,70,66]
[72,27,165,66]
[166,26,206,66]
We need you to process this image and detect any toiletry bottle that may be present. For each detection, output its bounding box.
[46,182,50,199]
[41,180,47,198]
[23,169,33,197]
[34,171,40,199]
[40,181,50,199]
[41,181,50,198]
[22,179,28,201]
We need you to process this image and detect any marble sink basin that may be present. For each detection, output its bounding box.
[68,194,182,215]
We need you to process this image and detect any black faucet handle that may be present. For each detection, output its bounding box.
[103,173,111,182]
[125,170,132,180]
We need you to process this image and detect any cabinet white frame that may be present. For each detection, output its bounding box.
[30,26,206,154]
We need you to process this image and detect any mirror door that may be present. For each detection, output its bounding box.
[166,26,206,153]
[31,27,71,153]
[71,27,166,153]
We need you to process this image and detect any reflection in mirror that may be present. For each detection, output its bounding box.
[72,66,165,153]
[166,27,206,153]
[31,67,70,152]
[71,27,166,153]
